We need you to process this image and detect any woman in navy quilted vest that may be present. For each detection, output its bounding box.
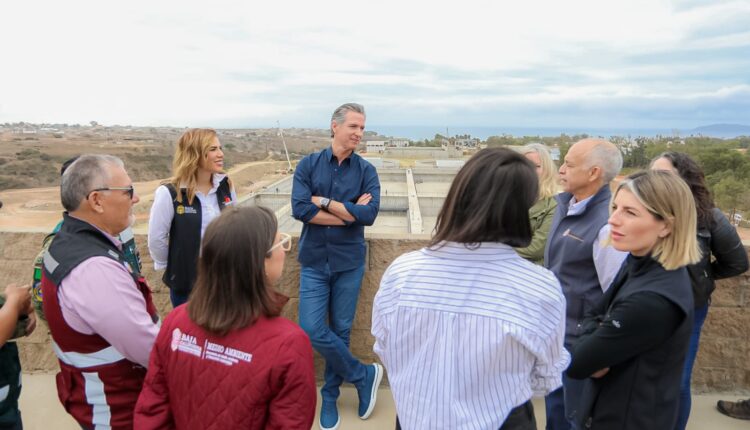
[568,170,701,429]
[651,152,749,427]
[135,206,316,429]
[147,128,237,308]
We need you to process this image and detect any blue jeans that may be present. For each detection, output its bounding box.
[674,304,708,430]
[545,372,585,430]
[299,264,367,402]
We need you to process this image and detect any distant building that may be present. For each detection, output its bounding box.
[389,138,410,147]
[454,137,480,147]
[366,140,386,153]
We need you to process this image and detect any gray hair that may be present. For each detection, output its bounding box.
[61,154,124,211]
[330,103,365,137]
[588,142,623,183]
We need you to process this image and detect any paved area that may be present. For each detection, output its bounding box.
[18,373,750,429]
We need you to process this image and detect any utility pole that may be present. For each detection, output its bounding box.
[277,121,293,173]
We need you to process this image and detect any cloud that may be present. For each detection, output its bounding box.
[0,0,747,129]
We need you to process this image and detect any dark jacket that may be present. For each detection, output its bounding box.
[0,342,21,425]
[689,208,749,308]
[569,255,693,430]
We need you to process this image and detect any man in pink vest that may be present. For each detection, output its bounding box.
[41,154,160,430]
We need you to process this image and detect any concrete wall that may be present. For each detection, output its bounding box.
[384,147,462,159]
[377,170,408,183]
[243,194,292,212]
[2,231,749,392]
[418,196,446,217]
[380,196,409,211]
[413,173,456,183]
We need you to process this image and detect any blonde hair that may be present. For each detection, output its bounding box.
[169,128,224,204]
[614,170,701,270]
[521,143,558,200]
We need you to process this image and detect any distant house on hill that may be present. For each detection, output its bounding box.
[389,138,409,147]
[366,140,386,153]
[449,134,480,148]
[454,137,480,148]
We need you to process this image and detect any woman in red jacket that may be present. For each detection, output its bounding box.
[135,206,316,430]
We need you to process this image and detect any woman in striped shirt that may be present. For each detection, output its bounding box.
[373,147,569,430]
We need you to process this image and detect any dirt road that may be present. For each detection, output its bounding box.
[0,160,289,232]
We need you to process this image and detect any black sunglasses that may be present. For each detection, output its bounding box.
[87,186,135,199]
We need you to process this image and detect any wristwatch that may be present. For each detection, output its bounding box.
[320,197,331,212]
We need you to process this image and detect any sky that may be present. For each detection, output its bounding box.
[1,0,749,131]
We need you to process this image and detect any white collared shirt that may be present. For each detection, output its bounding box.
[147,174,236,270]
[372,242,569,430]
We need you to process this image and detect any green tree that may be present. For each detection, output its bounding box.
[485,135,517,147]
[712,176,750,216]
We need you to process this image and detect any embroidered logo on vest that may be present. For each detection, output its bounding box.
[176,205,197,215]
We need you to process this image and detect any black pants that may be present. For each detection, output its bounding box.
[396,400,536,430]
[0,414,23,430]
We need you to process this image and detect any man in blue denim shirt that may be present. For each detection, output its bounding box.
[292,103,383,430]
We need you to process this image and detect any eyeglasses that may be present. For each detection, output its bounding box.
[268,232,292,253]
[87,186,135,199]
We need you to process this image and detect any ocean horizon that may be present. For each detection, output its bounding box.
[366,125,744,141]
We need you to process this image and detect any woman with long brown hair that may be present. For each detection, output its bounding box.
[373,148,568,430]
[651,152,749,427]
[135,206,316,429]
[148,128,237,307]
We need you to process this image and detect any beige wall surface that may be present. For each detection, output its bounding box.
[1,231,749,392]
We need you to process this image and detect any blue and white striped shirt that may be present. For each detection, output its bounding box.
[373,242,569,430]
